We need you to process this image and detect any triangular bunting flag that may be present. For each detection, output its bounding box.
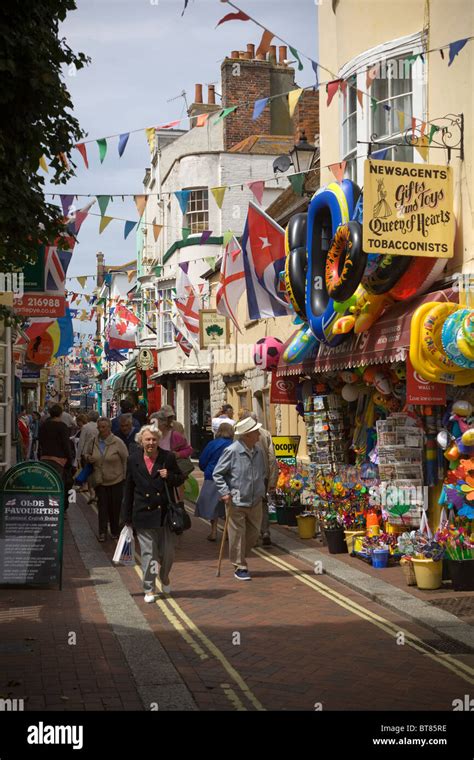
[196,113,209,127]
[75,143,89,169]
[134,194,148,217]
[311,60,319,89]
[99,215,113,233]
[118,133,130,157]
[428,124,440,144]
[157,120,180,129]
[288,88,304,118]
[175,190,191,215]
[326,79,342,107]
[357,89,364,109]
[366,65,378,89]
[213,106,237,124]
[211,186,227,209]
[144,127,156,155]
[414,135,429,162]
[124,220,137,239]
[289,46,303,71]
[182,227,191,240]
[256,29,274,58]
[222,230,233,247]
[76,276,88,289]
[84,295,91,303]
[328,162,347,183]
[60,195,74,217]
[397,110,405,132]
[204,257,216,269]
[289,173,305,196]
[152,222,163,241]
[248,180,264,205]
[448,38,468,65]
[370,97,378,113]
[39,155,48,173]
[200,230,212,245]
[252,97,269,121]
[216,9,250,26]
[97,195,111,216]
[412,116,417,136]
[371,148,389,160]
[97,138,107,163]
[127,270,136,283]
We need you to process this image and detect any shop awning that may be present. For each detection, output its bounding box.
[150,367,209,380]
[105,371,123,389]
[277,287,456,376]
[114,365,138,392]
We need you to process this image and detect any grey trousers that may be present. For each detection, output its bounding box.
[136,526,175,593]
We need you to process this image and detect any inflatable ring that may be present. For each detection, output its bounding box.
[410,302,474,384]
[442,309,474,369]
[349,284,392,334]
[457,326,474,361]
[325,221,367,302]
[461,312,474,348]
[284,214,307,320]
[282,324,319,364]
[421,302,460,372]
[389,257,447,302]
[362,254,411,295]
[306,179,361,345]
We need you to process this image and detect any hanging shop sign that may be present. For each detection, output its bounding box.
[363,160,454,259]
[272,435,301,465]
[13,245,66,317]
[136,348,155,371]
[406,356,447,405]
[0,462,65,588]
[270,372,299,404]
[199,309,230,349]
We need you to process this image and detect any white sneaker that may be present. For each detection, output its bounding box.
[144,593,155,603]
[161,584,171,594]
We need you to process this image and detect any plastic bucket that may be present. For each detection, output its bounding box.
[372,549,389,568]
[353,535,365,553]
[448,559,474,591]
[385,523,405,535]
[324,527,347,554]
[411,558,443,590]
[367,525,380,537]
[296,514,317,539]
[344,530,365,553]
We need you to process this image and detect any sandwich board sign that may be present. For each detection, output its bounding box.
[0,462,65,589]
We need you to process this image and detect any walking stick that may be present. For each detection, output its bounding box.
[216,504,230,578]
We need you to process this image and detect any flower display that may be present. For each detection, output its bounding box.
[436,520,474,560]
[396,529,445,562]
[276,462,307,507]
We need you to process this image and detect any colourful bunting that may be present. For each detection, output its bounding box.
[99,215,113,234]
[213,106,238,124]
[76,276,88,289]
[118,133,130,157]
[326,80,342,107]
[158,120,180,129]
[288,88,304,118]
[448,38,468,65]
[357,89,364,109]
[200,230,212,245]
[216,9,250,26]
[370,97,378,113]
[428,124,440,144]
[75,143,89,169]
[328,162,347,183]
[97,138,107,163]
[289,46,303,71]
[196,113,209,127]
[211,186,227,209]
[60,194,74,217]
[252,97,269,121]
[311,60,319,89]
[366,65,378,89]
[124,220,137,239]
[127,270,136,282]
[222,230,233,247]
[134,194,148,217]
[289,173,305,196]
[39,155,48,173]
[414,135,429,162]
[144,127,156,155]
[97,195,111,217]
[256,29,274,57]
[248,180,264,205]
[175,190,191,214]
[152,222,163,241]
[397,110,405,132]
[371,148,389,160]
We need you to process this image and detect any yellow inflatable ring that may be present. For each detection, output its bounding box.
[420,302,459,372]
[410,302,474,385]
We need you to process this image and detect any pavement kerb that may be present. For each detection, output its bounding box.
[67,500,198,711]
[267,529,474,653]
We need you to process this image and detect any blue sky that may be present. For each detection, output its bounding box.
[45,0,318,319]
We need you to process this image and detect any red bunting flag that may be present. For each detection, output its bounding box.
[248,180,265,205]
[216,9,250,27]
[357,89,364,109]
[366,65,378,89]
[328,162,347,183]
[256,29,274,57]
[326,79,343,107]
[75,143,89,169]
[196,113,209,127]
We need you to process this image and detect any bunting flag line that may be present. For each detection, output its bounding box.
[152,221,163,241]
[196,113,209,127]
[213,105,238,124]
[328,161,347,183]
[397,110,405,132]
[448,38,468,65]
[289,46,303,71]
[252,97,269,121]
[124,220,137,239]
[134,194,148,218]
[60,195,74,217]
[326,79,343,107]
[414,135,430,162]
[216,9,250,26]
[428,124,440,143]
[370,97,378,113]
[97,138,107,164]
[97,195,111,217]
[118,133,130,157]
[211,186,227,209]
[288,87,304,117]
[222,230,233,247]
[357,89,364,109]
[366,65,378,89]
[204,257,217,270]
[39,155,49,173]
[144,127,156,155]
[256,29,274,58]
[311,60,319,89]
[200,230,212,245]
[76,276,88,289]
[175,190,191,215]
[289,173,305,196]
[75,143,89,169]
[248,180,264,205]
[99,216,113,234]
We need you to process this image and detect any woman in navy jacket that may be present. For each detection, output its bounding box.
[195,422,234,541]
[121,424,185,602]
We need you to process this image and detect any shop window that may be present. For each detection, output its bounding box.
[158,288,174,348]
[185,188,209,234]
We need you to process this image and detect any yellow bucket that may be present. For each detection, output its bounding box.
[344,530,365,553]
[353,536,365,553]
[367,525,380,537]
[296,514,317,539]
[385,522,405,535]
[411,557,443,590]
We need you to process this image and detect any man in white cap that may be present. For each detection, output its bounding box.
[212,416,266,581]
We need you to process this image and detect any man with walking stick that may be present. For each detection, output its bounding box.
[213,417,267,581]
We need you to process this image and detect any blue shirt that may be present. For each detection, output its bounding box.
[111,416,140,436]
[199,437,233,480]
[212,439,266,507]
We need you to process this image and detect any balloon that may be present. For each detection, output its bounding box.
[452,400,473,417]
[436,430,451,450]
[341,383,360,402]
[461,429,474,447]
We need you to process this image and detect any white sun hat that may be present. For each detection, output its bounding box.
[234,417,262,436]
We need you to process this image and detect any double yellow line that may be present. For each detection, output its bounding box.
[253,547,474,686]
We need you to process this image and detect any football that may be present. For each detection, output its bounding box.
[253,337,284,370]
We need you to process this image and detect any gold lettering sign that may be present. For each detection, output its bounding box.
[363,160,454,258]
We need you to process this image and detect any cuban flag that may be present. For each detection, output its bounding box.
[242,202,291,319]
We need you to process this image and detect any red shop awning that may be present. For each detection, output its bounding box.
[277,287,456,376]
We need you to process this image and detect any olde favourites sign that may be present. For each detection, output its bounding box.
[363,160,454,258]
[199,309,230,349]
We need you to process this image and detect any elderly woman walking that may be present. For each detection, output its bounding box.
[195,422,234,541]
[120,424,185,602]
[87,417,128,542]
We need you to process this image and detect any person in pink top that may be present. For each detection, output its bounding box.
[153,408,194,497]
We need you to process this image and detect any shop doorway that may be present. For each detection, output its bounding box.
[189,382,212,455]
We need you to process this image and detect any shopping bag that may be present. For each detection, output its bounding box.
[75,463,93,485]
[112,525,135,566]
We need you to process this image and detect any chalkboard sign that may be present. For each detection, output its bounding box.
[0,462,64,589]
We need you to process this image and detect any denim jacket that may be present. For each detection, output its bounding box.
[212,440,266,507]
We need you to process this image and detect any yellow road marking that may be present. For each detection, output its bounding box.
[220,683,247,711]
[253,547,474,685]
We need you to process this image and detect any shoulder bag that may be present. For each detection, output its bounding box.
[164,481,191,535]
[171,431,194,477]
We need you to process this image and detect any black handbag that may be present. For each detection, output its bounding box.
[164,482,191,535]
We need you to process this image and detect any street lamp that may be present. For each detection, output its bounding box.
[289,131,319,174]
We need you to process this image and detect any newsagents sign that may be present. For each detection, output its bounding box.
[0,462,65,588]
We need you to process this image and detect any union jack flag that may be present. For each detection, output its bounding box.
[45,246,68,293]
[173,323,193,356]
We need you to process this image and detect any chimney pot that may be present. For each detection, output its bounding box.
[269,45,277,63]
[279,46,287,64]
[247,43,255,58]
[256,53,266,61]
[242,51,251,60]
[208,84,216,105]
[231,50,239,59]
[194,84,203,103]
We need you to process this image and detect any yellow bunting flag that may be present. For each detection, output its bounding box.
[127,269,136,282]
[211,186,227,209]
[397,110,405,133]
[414,135,429,161]
[144,127,156,155]
[357,89,364,109]
[79,310,88,321]
[99,216,113,234]
[152,220,163,241]
[95,306,104,316]
[84,295,91,303]
[134,194,148,217]
[39,155,49,173]
[76,276,88,289]
[288,88,303,118]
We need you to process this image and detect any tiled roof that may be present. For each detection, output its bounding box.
[228,135,295,155]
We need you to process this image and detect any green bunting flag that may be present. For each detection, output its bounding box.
[97,195,111,216]
[289,173,305,196]
[289,46,304,71]
[213,106,238,124]
[97,138,107,164]
[428,124,440,143]
[204,257,217,270]
[222,230,233,247]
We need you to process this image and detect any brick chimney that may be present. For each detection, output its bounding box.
[221,42,296,150]
[188,82,221,126]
